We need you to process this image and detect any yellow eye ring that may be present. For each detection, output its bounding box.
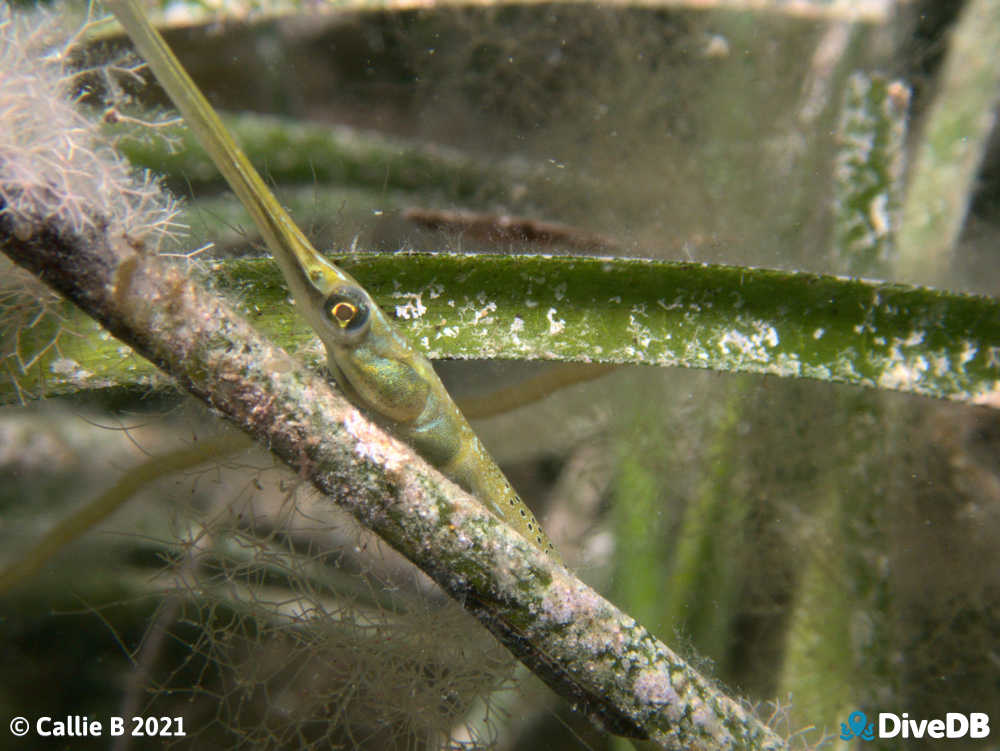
[323,287,371,347]
[323,288,371,345]
[330,300,359,328]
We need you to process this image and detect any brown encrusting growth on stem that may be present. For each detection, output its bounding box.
[0,208,785,749]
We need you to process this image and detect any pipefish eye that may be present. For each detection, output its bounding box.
[323,288,371,342]
[331,300,359,327]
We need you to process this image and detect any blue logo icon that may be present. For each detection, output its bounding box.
[841,711,876,741]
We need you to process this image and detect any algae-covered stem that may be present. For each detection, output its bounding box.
[1,213,786,751]
[102,0,559,557]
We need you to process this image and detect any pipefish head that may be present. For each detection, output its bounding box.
[268,226,376,350]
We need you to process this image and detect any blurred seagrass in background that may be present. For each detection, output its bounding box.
[1,0,999,748]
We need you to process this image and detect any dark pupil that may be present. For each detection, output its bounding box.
[331,301,357,325]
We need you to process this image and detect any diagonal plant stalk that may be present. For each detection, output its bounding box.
[0,204,787,751]
[895,0,1000,285]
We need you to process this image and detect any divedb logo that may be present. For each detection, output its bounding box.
[841,710,991,741]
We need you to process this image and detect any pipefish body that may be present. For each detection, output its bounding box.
[104,0,560,559]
